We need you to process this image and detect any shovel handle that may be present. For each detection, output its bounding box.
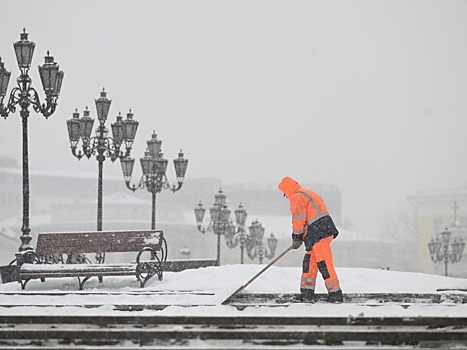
[240,245,293,291]
[221,245,293,304]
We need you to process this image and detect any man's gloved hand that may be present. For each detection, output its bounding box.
[291,234,303,249]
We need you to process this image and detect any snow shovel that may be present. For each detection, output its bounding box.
[221,244,293,305]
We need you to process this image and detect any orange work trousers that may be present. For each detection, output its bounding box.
[300,236,341,293]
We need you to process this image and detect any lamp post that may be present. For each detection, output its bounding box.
[194,188,242,266]
[0,29,64,262]
[224,203,250,264]
[246,220,278,264]
[66,89,138,232]
[428,227,465,276]
[120,131,188,230]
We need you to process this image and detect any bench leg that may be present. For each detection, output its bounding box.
[77,276,91,290]
[136,247,163,287]
[20,279,29,290]
[136,261,163,288]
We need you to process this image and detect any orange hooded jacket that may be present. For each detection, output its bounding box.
[278,176,332,240]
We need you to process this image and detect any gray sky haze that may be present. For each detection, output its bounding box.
[1,1,467,234]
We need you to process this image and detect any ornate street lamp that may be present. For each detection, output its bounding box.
[428,227,465,276]
[224,203,250,264]
[246,220,278,264]
[66,89,138,232]
[120,131,188,230]
[195,188,244,266]
[0,29,64,264]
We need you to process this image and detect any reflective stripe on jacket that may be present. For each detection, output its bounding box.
[290,189,329,237]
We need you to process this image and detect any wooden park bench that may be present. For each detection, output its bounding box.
[18,230,166,290]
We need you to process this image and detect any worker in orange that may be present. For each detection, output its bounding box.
[278,176,343,303]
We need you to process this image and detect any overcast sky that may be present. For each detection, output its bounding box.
[1,1,466,234]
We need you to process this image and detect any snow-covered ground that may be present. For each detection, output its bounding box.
[0,264,466,318]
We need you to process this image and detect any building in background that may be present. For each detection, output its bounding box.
[408,185,467,277]
[0,155,396,269]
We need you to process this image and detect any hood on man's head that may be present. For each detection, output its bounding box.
[278,176,301,198]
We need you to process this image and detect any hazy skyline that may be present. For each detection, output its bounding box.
[1,1,466,234]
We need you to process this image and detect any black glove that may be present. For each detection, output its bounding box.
[291,234,302,249]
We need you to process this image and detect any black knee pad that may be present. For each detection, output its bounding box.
[317,260,330,279]
[302,254,310,273]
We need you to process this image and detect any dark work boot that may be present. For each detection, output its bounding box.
[293,289,315,303]
[327,290,343,303]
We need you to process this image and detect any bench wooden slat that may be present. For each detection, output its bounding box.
[21,271,136,279]
[21,263,136,272]
[20,263,137,279]
[36,230,163,255]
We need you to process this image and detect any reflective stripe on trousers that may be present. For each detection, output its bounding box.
[300,277,316,290]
